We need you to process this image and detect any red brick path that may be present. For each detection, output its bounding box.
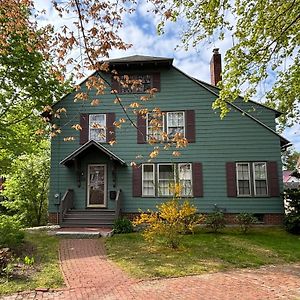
[2,239,300,300]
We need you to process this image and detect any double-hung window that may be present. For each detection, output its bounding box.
[89,114,106,142]
[178,163,193,197]
[253,162,268,196]
[236,162,268,196]
[158,164,174,196]
[167,112,185,138]
[236,163,251,196]
[142,164,155,196]
[147,114,164,141]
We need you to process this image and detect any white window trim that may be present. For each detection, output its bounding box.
[146,113,165,141]
[88,114,106,142]
[236,162,252,197]
[166,111,185,138]
[142,164,155,197]
[253,162,268,196]
[178,163,193,197]
[157,163,175,197]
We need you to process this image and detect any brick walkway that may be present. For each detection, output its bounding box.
[2,239,300,300]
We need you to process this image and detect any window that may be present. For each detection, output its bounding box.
[236,162,268,196]
[236,163,251,196]
[142,164,155,196]
[89,114,106,142]
[141,163,193,197]
[167,112,185,138]
[158,164,174,196]
[253,162,268,196]
[119,74,153,93]
[178,163,193,196]
[146,114,164,141]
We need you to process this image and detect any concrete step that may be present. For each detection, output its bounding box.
[55,228,114,238]
[62,219,114,225]
[69,209,115,213]
[64,214,115,219]
[60,223,113,228]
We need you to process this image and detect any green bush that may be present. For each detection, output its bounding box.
[235,213,257,233]
[284,189,300,234]
[205,211,226,232]
[0,215,24,248]
[113,218,133,234]
[2,151,49,226]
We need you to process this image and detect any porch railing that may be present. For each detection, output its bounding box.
[59,189,74,225]
[115,189,122,219]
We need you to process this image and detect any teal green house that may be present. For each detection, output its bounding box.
[48,51,290,227]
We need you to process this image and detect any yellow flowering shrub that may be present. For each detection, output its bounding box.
[133,199,204,249]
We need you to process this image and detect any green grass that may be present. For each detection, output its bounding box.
[105,227,300,279]
[0,232,64,296]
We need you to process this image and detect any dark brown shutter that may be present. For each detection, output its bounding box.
[132,165,142,197]
[111,75,119,93]
[185,110,195,143]
[226,162,237,197]
[192,162,203,197]
[267,161,280,197]
[137,114,146,144]
[80,113,89,145]
[106,113,115,143]
[152,72,160,92]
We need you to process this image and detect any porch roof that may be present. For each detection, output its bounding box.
[60,140,126,166]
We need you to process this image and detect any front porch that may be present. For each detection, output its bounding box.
[54,140,126,227]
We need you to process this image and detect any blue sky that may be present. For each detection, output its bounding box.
[35,0,299,152]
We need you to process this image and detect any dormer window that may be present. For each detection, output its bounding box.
[111,73,160,94]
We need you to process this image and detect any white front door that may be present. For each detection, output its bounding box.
[87,164,107,208]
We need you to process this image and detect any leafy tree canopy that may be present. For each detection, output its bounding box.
[0,0,70,129]
[151,0,300,128]
[282,147,300,170]
[3,149,50,227]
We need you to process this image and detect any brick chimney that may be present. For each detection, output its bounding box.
[210,48,222,86]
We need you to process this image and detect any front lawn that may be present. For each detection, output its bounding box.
[0,232,64,296]
[106,227,300,278]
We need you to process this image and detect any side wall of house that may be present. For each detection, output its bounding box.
[49,66,284,216]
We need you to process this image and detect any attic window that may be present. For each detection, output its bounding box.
[112,73,160,94]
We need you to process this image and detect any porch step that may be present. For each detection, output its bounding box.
[61,209,116,227]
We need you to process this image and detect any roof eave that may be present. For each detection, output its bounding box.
[60,140,126,166]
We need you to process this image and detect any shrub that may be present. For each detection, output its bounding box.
[2,151,49,226]
[113,218,133,234]
[133,199,204,249]
[0,215,24,248]
[235,213,258,233]
[284,189,300,234]
[205,211,226,232]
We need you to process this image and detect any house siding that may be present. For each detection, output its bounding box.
[49,66,284,215]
